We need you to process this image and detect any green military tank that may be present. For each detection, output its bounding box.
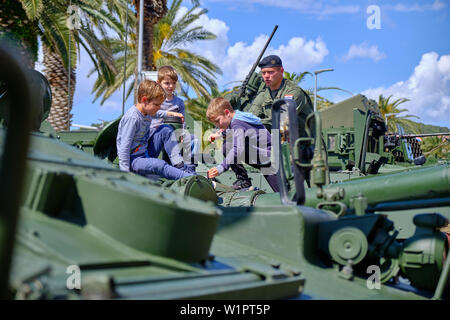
[1,41,449,302]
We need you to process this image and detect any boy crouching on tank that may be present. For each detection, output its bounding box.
[206,97,279,192]
[116,80,194,180]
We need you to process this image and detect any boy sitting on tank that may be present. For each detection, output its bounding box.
[206,97,279,192]
[116,80,194,180]
[153,65,198,172]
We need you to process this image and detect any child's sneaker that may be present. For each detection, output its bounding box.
[174,161,196,175]
[232,179,252,190]
[184,164,197,175]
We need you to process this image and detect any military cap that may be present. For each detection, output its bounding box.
[258,55,282,69]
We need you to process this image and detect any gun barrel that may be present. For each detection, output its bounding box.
[255,25,278,69]
[239,25,278,97]
[394,132,450,138]
[254,164,450,208]
[307,164,450,208]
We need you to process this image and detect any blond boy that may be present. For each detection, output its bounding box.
[206,97,279,192]
[154,66,198,169]
[152,65,185,128]
[116,80,193,179]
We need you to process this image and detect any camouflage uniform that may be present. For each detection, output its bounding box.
[246,78,313,137]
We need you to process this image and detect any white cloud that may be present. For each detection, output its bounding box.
[272,37,329,71]
[385,0,446,12]
[176,6,328,87]
[220,35,328,84]
[176,6,230,70]
[343,42,386,62]
[362,52,450,126]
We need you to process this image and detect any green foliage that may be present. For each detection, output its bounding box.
[0,0,128,82]
[90,0,221,104]
[155,0,223,96]
[283,71,312,84]
[183,87,230,149]
[376,95,450,136]
[377,94,421,133]
[20,0,44,19]
[417,123,450,134]
[0,1,39,63]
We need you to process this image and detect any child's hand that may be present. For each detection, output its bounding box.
[208,130,223,143]
[168,112,184,123]
[207,167,219,179]
[208,133,218,143]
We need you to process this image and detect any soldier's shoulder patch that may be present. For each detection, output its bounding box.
[284,94,294,100]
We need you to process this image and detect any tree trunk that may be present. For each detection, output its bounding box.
[133,0,167,103]
[43,45,75,131]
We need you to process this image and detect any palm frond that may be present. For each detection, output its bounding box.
[91,0,222,104]
[20,0,44,20]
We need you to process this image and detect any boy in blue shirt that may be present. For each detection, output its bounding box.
[206,97,279,192]
[152,65,185,128]
[116,80,193,180]
[154,66,198,171]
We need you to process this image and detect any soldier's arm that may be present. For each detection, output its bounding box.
[289,87,314,137]
[285,86,312,115]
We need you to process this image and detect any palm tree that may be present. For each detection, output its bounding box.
[44,1,129,131]
[91,0,222,104]
[377,94,420,133]
[284,71,312,84]
[153,0,221,98]
[133,0,167,70]
[1,0,128,131]
[0,1,37,69]
[132,0,167,101]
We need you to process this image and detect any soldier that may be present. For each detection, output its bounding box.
[246,55,314,138]
[246,55,315,186]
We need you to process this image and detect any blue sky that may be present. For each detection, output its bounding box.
[38,0,450,128]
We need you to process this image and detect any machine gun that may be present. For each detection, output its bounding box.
[226,25,279,111]
[385,131,450,164]
[238,25,278,98]
[391,132,450,138]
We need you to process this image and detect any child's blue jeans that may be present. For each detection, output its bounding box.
[130,125,193,180]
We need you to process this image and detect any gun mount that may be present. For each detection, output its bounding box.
[266,97,450,296]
